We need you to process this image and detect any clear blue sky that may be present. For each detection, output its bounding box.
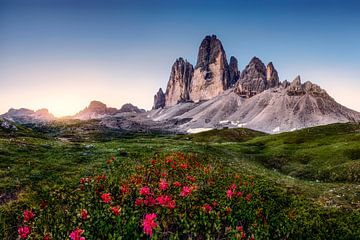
[1,0,359,116]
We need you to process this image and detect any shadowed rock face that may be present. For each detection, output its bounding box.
[165,58,194,107]
[119,103,145,113]
[153,88,166,109]
[229,56,240,87]
[235,57,267,97]
[235,57,280,98]
[189,35,230,102]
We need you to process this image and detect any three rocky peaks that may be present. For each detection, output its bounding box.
[153,35,324,109]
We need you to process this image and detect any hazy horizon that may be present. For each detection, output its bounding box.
[1,0,360,117]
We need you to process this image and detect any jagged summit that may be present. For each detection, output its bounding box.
[235,57,279,98]
[190,35,230,102]
[165,58,193,107]
[153,88,165,109]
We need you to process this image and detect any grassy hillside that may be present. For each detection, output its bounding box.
[176,127,266,143]
[242,123,360,183]
[0,122,359,239]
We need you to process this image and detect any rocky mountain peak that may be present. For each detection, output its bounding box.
[195,35,226,70]
[229,56,240,87]
[74,100,117,120]
[190,35,230,102]
[153,88,166,109]
[266,62,280,88]
[119,103,145,113]
[88,101,107,111]
[234,57,267,98]
[165,58,194,107]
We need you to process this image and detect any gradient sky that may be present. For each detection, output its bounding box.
[0,0,359,116]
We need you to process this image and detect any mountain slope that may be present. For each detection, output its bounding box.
[150,77,360,133]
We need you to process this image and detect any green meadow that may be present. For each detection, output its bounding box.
[1,121,359,239]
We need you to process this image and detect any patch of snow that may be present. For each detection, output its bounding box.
[272,126,280,133]
[290,128,297,132]
[219,120,230,124]
[187,128,213,134]
[237,123,247,128]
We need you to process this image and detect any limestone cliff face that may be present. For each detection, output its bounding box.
[235,57,267,97]
[266,62,280,88]
[165,58,194,107]
[189,35,230,102]
[229,56,240,87]
[235,57,280,98]
[153,88,166,109]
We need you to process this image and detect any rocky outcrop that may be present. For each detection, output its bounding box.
[165,58,194,107]
[119,103,145,113]
[266,62,280,88]
[1,108,55,123]
[235,57,280,98]
[286,76,329,98]
[74,101,145,120]
[229,56,240,87]
[153,88,166,109]
[189,35,230,102]
[74,101,117,120]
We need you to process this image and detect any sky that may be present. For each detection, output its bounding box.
[0,0,359,117]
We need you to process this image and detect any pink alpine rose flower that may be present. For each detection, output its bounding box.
[180,186,192,197]
[111,206,121,216]
[18,226,31,239]
[226,189,234,199]
[69,228,85,240]
[159,179,169,191]
[23,209,35,222]
[143,213,158,237]
[101,193,112,203]
[173,181,182,187]
[139,186,151,196]
[80,209,88,220]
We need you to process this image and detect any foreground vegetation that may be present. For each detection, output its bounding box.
[0,121,359,239]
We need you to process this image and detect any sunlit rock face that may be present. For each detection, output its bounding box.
[266,62,280,88]
[189,35,230,102]
[153,88,166,109]
[165,58,194,107]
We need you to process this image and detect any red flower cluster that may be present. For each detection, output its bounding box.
[111,206,121,216]
[80,209,88,220]
[18,226,30,239]
[143,213,158,237]
[202,203,213,213]
[101,193,112,203]
[180,186,192,197]
[156,195,176,209]
[139,186,151,196]
[23,209,35,222]
[159,179,169,191]
[173,181,182,187]
[69,228,85,240]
